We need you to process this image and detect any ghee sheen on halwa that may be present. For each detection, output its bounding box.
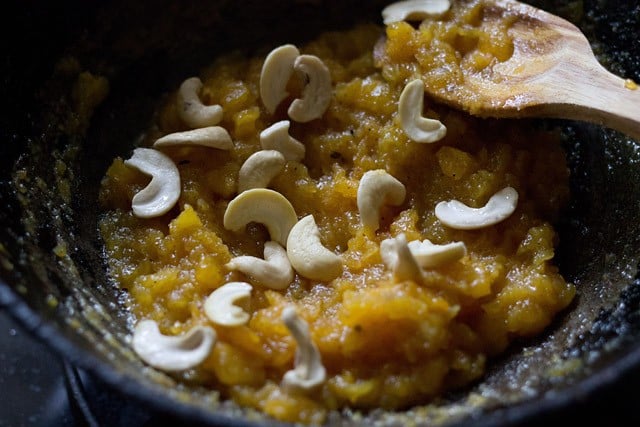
[99,2,575,424]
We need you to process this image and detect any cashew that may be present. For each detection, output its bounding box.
[380,233,422,281]
[281,306,326,393]
[124,148,180,218]
[260,45,331,122]
[357,169,406,231]
[286,215,342,282]
[223,188,298,247]
[238,150,286,193]
[260,44,300,114]
[153,126,233,150]
[407,239,467,268]
[132,320,215,371]
[226,241,294,290]
[260,120,305,162]
[176,77,223,128]
[382,0,451,25]
[288,55,332,123]
[435,187,519,230]
[398,79,447,143]
[204,282,253,327]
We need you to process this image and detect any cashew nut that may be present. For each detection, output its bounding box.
[204,282,253,327]
[281,306,326,393]
[260,120,305,162]
[260,44,300,114]
[398,79,447,143]
[238,150,286,193]
[124,148,180,218]
[357,169,406,231]
[287,54,332,123]
[223,188,298,247]
[132,319,215,371]
[176,77,223,128]
[382,0,451,25]
[226,241,294,290]
[435,187,519,230]
[380,233,422,281]
[153,126,233,150]
[286,215,342,282]
[407,239,467,268]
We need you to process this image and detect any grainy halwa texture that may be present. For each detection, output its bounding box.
[99,6,575,424]
[379,0,519,113]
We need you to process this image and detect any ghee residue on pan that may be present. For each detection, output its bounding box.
[99,2,575,424]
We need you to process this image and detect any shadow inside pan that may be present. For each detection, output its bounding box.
[1,0,640,425]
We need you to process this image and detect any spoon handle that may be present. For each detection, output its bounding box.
[542,61,640,141]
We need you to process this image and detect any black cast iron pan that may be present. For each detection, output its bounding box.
[1,0,639,425]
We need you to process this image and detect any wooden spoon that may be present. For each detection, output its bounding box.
[385,0,640,140]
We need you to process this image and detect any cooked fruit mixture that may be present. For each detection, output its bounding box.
[380,0,519,113]
[99,1,575,424]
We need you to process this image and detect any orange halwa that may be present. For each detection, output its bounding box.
[380,0,518,113]
[99,5,574,424]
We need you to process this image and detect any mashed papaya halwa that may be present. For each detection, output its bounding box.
[99,1,575,424]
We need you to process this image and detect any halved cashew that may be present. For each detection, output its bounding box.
[204,282,253,326]
[260,44,300,114]
[124,148,180,218]
[435,187,519,230]
[132,320,215,371]
[407,239,467,268]
[238,150,286,193]
[288,55,332,123]
[260,120,305,162]
[398,79,447,143]
[226,241,294,290]
[286,215,342,282]
[380,233,422,281]
[357,169,406,231]
[281,306,326,393]
[382,0,452,25]
[223,188,298,247]
[153,126,233,150]
[177,77,223,128]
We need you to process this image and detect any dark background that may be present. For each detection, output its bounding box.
[2,0,640,426]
